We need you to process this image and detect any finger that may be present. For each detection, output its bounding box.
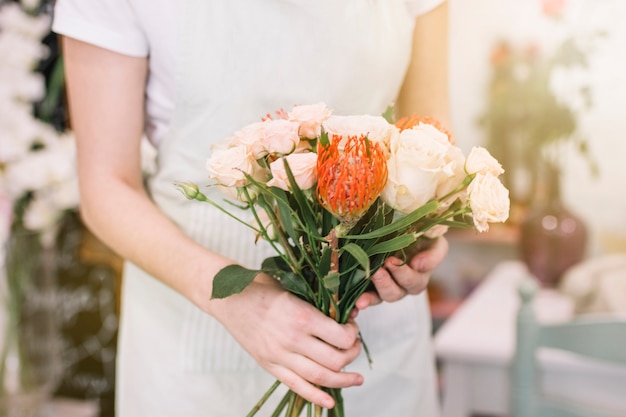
[408,237,449,272]
[280,353,364,390]
[383,257,429,294]
[369,266,406,302]
[309,317,360,351]
[297,332,362,372]
[268,364,361,409]
[354,290,382,311]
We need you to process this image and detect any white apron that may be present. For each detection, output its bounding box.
[116,1,440,415]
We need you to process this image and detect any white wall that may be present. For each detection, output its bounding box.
[448,0,626,255]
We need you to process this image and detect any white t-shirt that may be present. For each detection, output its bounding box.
[53,0,443,147]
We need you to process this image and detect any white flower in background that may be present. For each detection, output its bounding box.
[22,191,63,232]
[20,0,43,12]
[549,66,589,113]
[3,133,77,198]
[0,1,79,236]
[323,114,398,154]
[465,146,504,176]
[0,68,46,105]
[287,102,332,139]
[381,125,454,213]
[0,32,48,71]
[467,173,510,232]
[0,2,50,40]
[267,152,318,191]
[0,107,41,163]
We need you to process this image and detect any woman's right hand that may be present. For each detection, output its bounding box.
[210,273,364,409]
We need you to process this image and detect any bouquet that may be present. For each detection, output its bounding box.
[177,103,510,416]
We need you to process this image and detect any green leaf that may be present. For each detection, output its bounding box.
[319,129,330,147]
[283,160,319,236]
[211,265,260,299]
[382,104,396,124]
[340,243,370,278]
[272,190,297,242]
[318,247,332,278]
[322,272,340,293]
[344,201,439,240]
[367,233,417,256]
[276,270,315,303]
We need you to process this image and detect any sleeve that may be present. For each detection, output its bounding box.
[52,0,148,57]
[406,0,446,17]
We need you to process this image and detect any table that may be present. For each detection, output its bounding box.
[434,261,626,417]
[38,398,99,417]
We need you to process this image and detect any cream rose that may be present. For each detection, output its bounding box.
[322,114,398,154]
[288,103,332,139]
[206,144,258,188]
[267,152,318,191]
[467,173,510,232]
[23,193,62,232]
[381,128,454,213]
[465,146,504,176]
[435,145,468,206]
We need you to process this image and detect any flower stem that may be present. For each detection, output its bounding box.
[270,390,292,417]
[327,228,340,321]
[246,379,282,417]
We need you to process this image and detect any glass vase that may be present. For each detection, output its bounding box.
[0,228,63,417]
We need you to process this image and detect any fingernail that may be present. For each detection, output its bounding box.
[356,375,364,385]
[323,398,335,409]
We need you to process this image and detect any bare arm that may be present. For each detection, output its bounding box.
[62,36,362,408]
[359,1,451,308]
[396,1,451,125]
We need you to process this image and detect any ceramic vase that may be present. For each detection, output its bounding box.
[518,166,588,287]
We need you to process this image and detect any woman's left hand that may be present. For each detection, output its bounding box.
[354,237,449,311]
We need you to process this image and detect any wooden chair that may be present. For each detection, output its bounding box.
[511,277,626,417]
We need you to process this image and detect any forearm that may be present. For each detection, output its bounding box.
[62,36,230,314]
[396,1,451,126]
[78,176,232,314]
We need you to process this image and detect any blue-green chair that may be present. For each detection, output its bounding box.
[511,278,626,417]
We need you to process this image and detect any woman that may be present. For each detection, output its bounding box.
[53,0,450,415]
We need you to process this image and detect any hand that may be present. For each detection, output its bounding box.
[355,237,449,311]
[210,274,363,409]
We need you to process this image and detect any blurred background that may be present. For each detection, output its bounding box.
[435,0,626,298]
[1,0,625,416]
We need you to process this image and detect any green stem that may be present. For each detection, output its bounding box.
[246,379,282,417]
[270,390,292,417]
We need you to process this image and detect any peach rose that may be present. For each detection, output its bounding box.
[267,152,318,191]
[288,103,332,139]
[206,144,258,188]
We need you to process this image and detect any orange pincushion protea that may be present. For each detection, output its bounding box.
[316,134,388,230]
